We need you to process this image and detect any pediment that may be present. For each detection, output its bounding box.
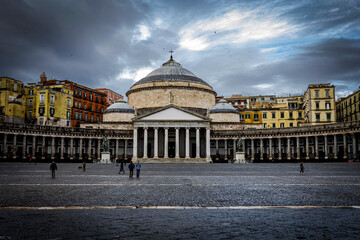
[136,106,207,121]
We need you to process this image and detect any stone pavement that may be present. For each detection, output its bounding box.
[0,162,359,239]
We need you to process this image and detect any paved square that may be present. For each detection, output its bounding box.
[0,162,360,239]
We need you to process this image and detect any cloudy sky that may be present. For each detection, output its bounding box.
[1,0,359,99]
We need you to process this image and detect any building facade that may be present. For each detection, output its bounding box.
[94,88,123,108]
[336,88,360,122]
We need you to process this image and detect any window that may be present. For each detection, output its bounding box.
[85,114,88,121]
[89,103,92,111]
[289,112,293,119]
[315,90,319,98]
[272,123,276,128]
[74,89,78,95]
[245,114,250,119]
[90,94,93,101]
[327,113,331,122]
[325,102,331,110]
[101,97,104,104]
[240,114,244,121]
[29,90,33,95]
[28,99,33,108]
[325,89,330,98]
[74,100,77,108]
[272,112,276,118]
[290,123,293,127]
[84,102,87,110]
[50,107,55,117]
[298,112,302,119]
[316,102,319,110]
[79,90,82,97]
[316,113,320,122]
[40,93,45,103]
[280,123,284,128]
[39,106,45,116]
[261,97,264,101]
[79,112,82,120]
[96,115,100,123]
[90,114,94,122]
[280,112,284,118]
[84,92,87,98]
[14,83,18,91]
[79,101,82,109]
[254,114,259,121]
[95,105,98,112]
[66,110,70,119]
[96,95,98,102]
[50,94,55,104]
[101,107,103,113]
[263,123,267,128]
[67,98,71,107]
[263,112,267,119]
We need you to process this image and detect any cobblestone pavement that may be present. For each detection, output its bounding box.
[0,162,360,239]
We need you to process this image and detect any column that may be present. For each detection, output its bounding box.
[343,134,347,159]
[324,135,328,159]
[115,139,119,159]
[164,128,168,158]
[269,138,273,160]
[88,139,92,160]
[296,137,300,160]
[133,128,138,161]
[352,133,357,160]
[97,138,101,161]
[278,138,282,160]
[175,127,180,158]
[233,139,236,161]
[143,127,148,158]
[251,139,255,161]
[124,139,128,158]
[51,137,55,159]
[206,128,211,162]
[215,139,219,156]
[3,134,7,156]
[315,136,319,160]
[79,138,83,160]
[287,137,291,160]
[260,139,263,160]
[333,135,337,159]
[60,137,64,160]
[305,137,309,160]
[154,128,158,158]
[70,137,74,158]
[224,139,228,160]
[42,136,46,158]
[185,127,190,158]
[22,135,27,159]
[196,128,200,158]
[32,136,36,158]
[13,134,17,158]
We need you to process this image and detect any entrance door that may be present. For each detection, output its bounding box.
[191,143,196,158]
[169,142,175,158]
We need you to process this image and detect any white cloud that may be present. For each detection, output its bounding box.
[118,67,155,81]
[179,9,297,51]
[253,83,275,89]
[132,25,151,42]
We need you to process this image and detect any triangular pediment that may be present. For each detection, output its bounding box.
[135,105,208,121]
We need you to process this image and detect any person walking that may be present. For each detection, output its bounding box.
[136,161,141,178]
[82,160,86,172]
[119,161,125,174]
[300,162,304,174]
[128,161,135,178]
[28,156,32,164]
[50,161,57,179]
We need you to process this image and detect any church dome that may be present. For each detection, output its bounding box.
[132,57,211,87]
[210,99,238,113]
[104,99,134,113]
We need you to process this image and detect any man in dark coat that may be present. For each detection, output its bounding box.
[50,161,57,179]
[128,161,135,178]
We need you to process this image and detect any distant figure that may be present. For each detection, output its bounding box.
[300,162,304,174]
[82,160,86,172]
[128,161,135,178]
[119,161,125,174]
[50,161,57,179]
[136,161,141,178]
[116,158,119,166]
[28,157,32,164]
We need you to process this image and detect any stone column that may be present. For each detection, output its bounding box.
[70,137,74,159]
[343,134,347,160]
[133,128,138,161]
[97,138,101,162]
[79,138,83,160]
[60,137,64,160]
[315,136,319,160]
[42,136,46,159]
[185,127,190,158]
[296,137,300,160]
[175,127,180,158]
[233,139,236,161]
[206,128,211,162]
[22,135,27,159]
[251,139,255,161]
[287,137,291,160]
[124,139,128,158]
[215,139,219,156]
[196,128,200,158]
[154,128,158,158]
[352,133,357,160]
[305,137,309,160]
[278,138,282,160]
[88,139,92,160]
[143,127,148,158]
[269,138,273,160]
[333,135,337,159]
[12,134,17,159]
[224,139,228,161]
[115,139,119,159]
[260,138,263,160]
[32,136,36,158]
[51,137,55,160]
[324,135,328,159]
[164,128,168,158]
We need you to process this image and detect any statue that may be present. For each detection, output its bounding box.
[102,136,109,152]
[169,91,174,104]
[236,137,244,152]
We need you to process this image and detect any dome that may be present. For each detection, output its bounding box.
[132,57,211,87]
[104,99,134,113]
[210,99,238,113]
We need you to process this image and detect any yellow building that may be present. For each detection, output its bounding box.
[0,77,26,124]
[25,72,73,127]
[336,88,360,122]
[261,108,304,128]
[239,109,262,124]
[303,83,336,125]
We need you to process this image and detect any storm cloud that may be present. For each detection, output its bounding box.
[0,0,359,98]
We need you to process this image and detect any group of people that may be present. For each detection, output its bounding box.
[119,160,141,178]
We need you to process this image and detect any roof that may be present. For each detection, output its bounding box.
[210,99,238,114]
[104,99,134,113]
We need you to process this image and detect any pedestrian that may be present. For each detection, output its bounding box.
[136,161,141,178]
[119,161,125,174]
[50,161,57,179]
[28,156,32,164]
[128,161,134,178]
[116,158,119,166]
[300,162,304,174]
[82,160,86,172]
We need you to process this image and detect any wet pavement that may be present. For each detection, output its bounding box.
[0,162,359,239]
